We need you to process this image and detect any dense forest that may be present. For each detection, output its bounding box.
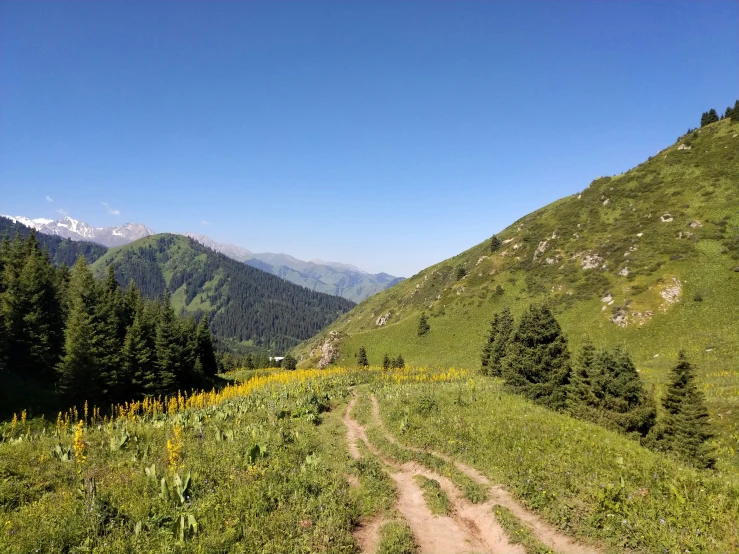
[0,216,108,266]
[95,234,355,353]
[0,232,218,417]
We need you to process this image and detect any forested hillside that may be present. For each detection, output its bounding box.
[0,215,107,266]
[0,233,217,418]
[91,234,355,353]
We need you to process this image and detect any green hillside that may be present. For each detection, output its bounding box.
[91,234,354,353]
[295,117,739,462]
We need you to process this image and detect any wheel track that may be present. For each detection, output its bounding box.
[369,394,605,554]
[344,395,522,554]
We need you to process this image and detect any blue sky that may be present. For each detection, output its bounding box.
[1,1,737,277]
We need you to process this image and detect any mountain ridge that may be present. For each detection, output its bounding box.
[293,117,739,464]
[1,215,155,247]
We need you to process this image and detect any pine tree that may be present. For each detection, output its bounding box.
[283,354,297,370]
[357,346,369,368]
[392,354,405,369]
[245,353,255,370]
[732,100,739,123]
[652,352,715,468]
[57,256,118,407]
[417,313,430,337]
[570,344,656,437]
[501,304,571,410]
[490,235,502,252]
[154,293,181,394]
[122,309,157,399]
[480,308,513,376]
[195,317,218,377]
[2,234,64,381]
[382,353,391,370]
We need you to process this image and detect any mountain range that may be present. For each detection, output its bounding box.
[0,216,402,302]
[0,215,155,247]
[185,234,404,303]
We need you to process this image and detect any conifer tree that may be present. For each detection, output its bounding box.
[57,257,118,407]
[357,346,369,368]
[392,354,405,369]
[122,309,157,399]
[732,100,739,123]
[501,304,570,410]
[490,235,502,252]
[481,307,514,376]
[245,353,255,370]
[417,313,430,337]
[283,354,297,370]
[2,234,64,381]
[652,352,715,468]
[195,317,218,377]
[382,353,391,370]
[154,293,181,394]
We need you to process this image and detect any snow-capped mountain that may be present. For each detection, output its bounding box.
[1,215,155,247]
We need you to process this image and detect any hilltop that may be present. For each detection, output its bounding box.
[91,234,354,353]
[295,118,739,459]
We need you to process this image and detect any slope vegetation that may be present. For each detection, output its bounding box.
[296,118,739,462]
[91,234,354,352]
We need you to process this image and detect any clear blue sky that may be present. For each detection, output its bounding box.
[1,1,737,277]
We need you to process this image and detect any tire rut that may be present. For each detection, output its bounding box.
[344,396,521,554]
[369,395,605,554]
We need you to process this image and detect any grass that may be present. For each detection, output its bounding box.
[492,505,554,554]
[376,520,417,554]
[374,378,739,553]
[294,117,739,470]
[413,475,450,516]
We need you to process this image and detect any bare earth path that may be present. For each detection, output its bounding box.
[344,396,522,554]
[369,395,605,554]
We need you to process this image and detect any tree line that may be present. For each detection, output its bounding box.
[700,100,739,127]
[481,304,715,469]
[0,232,218,413]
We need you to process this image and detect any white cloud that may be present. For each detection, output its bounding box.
[101,202,121,215]
[201,220,212,226]
[56,208,68,216]
[45,195,54,202]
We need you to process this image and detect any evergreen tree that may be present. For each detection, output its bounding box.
[382,353,391,370]
[701,108,719,127]
[195,317,218,377]
[570,342,656,437]
[283,354,297,370]
[2,234,64,381]
[392,354,405,369]
[480,308,513,376]
[357,346,369,368]
[501,304,570,410]
[651,352,715,468]
[490,235,502,252]
[154,293,181,394]
[732,100,739,123]
[245,353,255,370]
[417,313,430,337]
[724,105,733,120]
[122,309,157,399]
[57,257,119,407]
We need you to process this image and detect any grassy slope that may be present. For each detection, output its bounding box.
[295,118,739,463]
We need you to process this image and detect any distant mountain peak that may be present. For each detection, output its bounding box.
[0,214,155,247]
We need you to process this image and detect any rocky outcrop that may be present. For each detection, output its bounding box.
[314,331,343,369]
